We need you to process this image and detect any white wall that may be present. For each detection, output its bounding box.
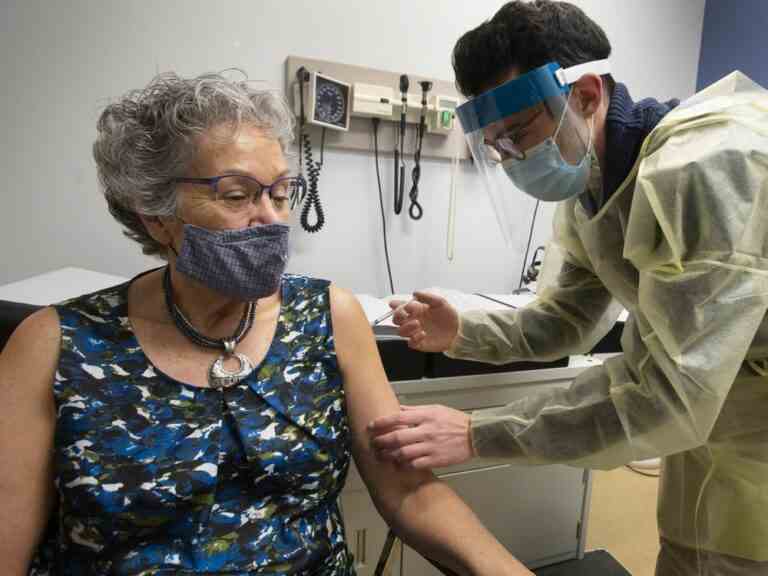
[0,0,706,296]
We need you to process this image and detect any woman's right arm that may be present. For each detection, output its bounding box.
[331,287,530,575]
[0,308,59,575]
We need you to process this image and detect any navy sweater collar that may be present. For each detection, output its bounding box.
[602,83,679,203]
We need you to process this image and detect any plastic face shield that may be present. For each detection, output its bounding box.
[456,60,610,246]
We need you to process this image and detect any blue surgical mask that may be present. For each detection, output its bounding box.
[502,113,593,202]
[174,222,290,301]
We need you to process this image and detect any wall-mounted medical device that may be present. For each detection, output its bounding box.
[351,83,394,119]
[350,83,458,135]
[292,70,351,131]
[286,56,469,296]
[286,56,468,162]
[428,94,459,135]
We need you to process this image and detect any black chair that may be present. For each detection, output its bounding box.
[374,529,459,576]
[0,299,43,353]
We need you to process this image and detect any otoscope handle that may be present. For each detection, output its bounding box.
[399,165,405,206]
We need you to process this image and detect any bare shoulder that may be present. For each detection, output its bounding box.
[328,284,380,363]
[328,285,369,331]
[329,284,362,313]
[0,306,60,391]
[3,306,60,352]
[327,286,396,428]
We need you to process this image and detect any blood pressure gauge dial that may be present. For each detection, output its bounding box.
[314,75,349,129]
[292,68,351,131]
[294,71,349,132]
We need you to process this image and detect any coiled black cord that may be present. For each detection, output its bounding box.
[408,134,424,220]
[300,128,325,233]
[516,199,541,292]
[408,81,431,221]
[295,66,325,233]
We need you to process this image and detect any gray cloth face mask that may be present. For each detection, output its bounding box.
[174,222,290,301]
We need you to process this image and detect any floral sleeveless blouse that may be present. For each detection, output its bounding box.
[35,273,354,575]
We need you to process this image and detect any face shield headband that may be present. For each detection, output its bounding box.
[456,60,611,134]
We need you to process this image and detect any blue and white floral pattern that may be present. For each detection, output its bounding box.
[35,273,353,575]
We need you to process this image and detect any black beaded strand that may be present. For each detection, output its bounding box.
[163,266,255,351]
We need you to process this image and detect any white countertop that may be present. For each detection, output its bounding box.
[0,267,128,305]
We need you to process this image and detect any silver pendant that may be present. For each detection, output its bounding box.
[208,352,255,389]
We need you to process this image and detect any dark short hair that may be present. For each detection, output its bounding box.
[453,0,614,97]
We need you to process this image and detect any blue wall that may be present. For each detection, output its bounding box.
[697,0,768,90]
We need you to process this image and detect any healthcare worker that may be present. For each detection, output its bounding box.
[368,2,768,575]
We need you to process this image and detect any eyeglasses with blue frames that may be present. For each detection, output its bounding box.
[172,174,306,212]
[483,107,546,162]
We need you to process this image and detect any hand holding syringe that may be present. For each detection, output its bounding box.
[372,293,460,352]
[371,298,419,326]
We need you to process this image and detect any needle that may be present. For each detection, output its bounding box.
[372,309,395,326]
[372,298,416,326]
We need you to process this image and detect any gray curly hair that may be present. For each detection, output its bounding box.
[93,71,295,257]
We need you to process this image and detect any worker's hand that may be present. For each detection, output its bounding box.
[389,291,459,352]
[368,404,475,469]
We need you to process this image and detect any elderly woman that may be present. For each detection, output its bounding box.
[0,72,529,576]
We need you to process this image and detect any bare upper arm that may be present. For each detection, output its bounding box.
[329,286,433,515]
[0,307,60,572]
[329,286,399,438]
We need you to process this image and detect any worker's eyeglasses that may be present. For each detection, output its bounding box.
[172,174,306,212]
[484,108,545,162]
